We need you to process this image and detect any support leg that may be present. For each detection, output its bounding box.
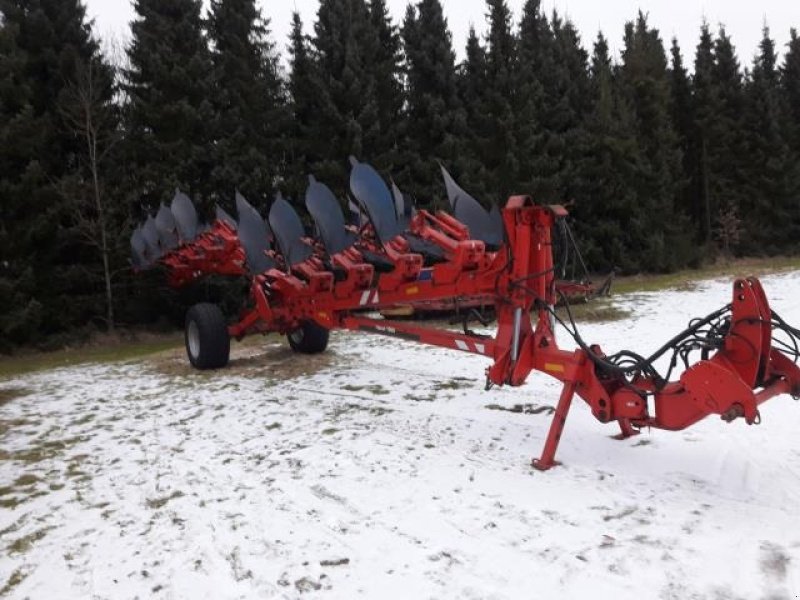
[532,380,577,471]
[612,418,640,440]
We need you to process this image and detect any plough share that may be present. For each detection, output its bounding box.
[131,158,800,469]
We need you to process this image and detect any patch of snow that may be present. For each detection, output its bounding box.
[2,272,800,599]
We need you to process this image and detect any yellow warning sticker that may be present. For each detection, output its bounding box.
[405,286,420,296]
[545,363,565,373]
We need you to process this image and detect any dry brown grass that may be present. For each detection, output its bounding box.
[613,256,800,295]
[0,387,29,407]
[148,337,340,381]
[0,334,182,379]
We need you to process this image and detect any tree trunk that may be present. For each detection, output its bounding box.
[86,104,115,333]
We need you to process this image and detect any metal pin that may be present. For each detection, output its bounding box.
[511,307,522,362]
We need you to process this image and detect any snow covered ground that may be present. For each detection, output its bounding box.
[2,272,800,599]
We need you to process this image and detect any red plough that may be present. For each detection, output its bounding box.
[131,159,800,469]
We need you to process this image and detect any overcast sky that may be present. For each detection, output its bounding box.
[86,0,798,68]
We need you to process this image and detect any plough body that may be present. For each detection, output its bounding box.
[131,161,800,469]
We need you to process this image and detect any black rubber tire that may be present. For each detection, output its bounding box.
[287,321,330,354]
[185,303,230,369]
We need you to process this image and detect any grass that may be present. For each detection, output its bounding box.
[14,474,39,487]
[0,569,27,596]
[556,301,631,324]
[146,490,185,510]
[404,392,436,402]
[150,336,337,381]
[0,335,183,380]
[485,403,555,416]
[0,436,85,464]
[0,418,32,436]
[6,527,53,555]
[433,377,475,391]
[340,383,390,395]
[611,256,800,296]
[328,402,394,419]
[0,387,29,407]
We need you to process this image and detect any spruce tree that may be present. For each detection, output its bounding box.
[709,27,747,248]
[571,33,644,272]
[688,25,747,250]
[0,0,113,349]
[618,14,693,271]
[207,0,287,204]
[782,29,800,155]
[516,0,554,197]
[310,0,380,189]
[287,12,325,197]
[457,27,492,201]
[669,38,695,227]
[691,23,717,242]
[401,0,468,206]
[367,0,404,170]
[546,13,591,203]
[783,30,800,251]
[480,0,519,200]
[741,27,800,252]
[516,3,591,204]
[124,0,215,209]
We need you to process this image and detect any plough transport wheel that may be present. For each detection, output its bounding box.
[185,303,230,370]
[288,321,330,354]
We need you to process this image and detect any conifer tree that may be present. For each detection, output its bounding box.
[741,27,800,252]
[709,27,747,246]
[0,0,114,348]
[124,0,215,208]
[516,3,591,203]
[669,38,695,225]
[516,0,554,197]
[688,25,747,249]
[401,0,468,205]
[287,12,325,197]
[480,0,519,200]
[571,33,643,272]
[782,29,800,154]
[367,0,404,169]
[310,0,380,189]
[457,27,492,201]
[618,14,693,271]
[691,23,717,242]
[546,13,591,203]
[207,0,287,204]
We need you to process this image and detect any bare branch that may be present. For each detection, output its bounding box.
[58,57,121,332]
